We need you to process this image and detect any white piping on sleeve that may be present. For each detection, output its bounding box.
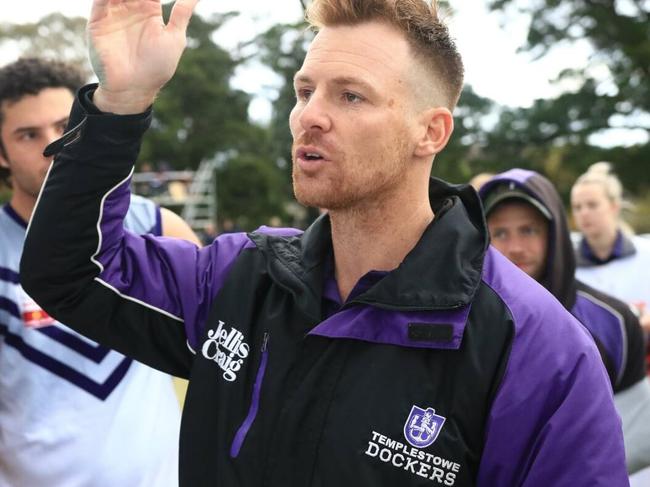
[24,160,55,236]
[94,277,184,323]
[90,168,186,324]
[577,289,628,387]
[90,168,134,273]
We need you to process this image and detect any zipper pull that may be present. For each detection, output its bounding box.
[261,332,270,353]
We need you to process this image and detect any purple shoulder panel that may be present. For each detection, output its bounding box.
[476,247,627,486]
[95,177,132,270]
[93,182,255,349]
[572,292,624,380]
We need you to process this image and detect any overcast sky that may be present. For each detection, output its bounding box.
[4,0,644,146]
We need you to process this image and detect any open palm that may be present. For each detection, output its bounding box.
[88,0,198,111]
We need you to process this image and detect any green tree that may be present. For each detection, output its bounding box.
[488,0,650,123]
[138,7,264,171]
[216,153,288,230]
[250,21,317,224]
[0,13,90,76]
[435,85,497,183]
[486,0,650,198]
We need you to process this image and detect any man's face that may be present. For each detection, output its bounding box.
[289,21,423,210]
[0,87,73,202]
[487,201,549,281]
[571,183,619,239]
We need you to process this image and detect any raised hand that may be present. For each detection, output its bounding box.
[87,0,199,114]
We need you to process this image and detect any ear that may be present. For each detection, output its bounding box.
[0,144,9,169]
[414,107,454,159]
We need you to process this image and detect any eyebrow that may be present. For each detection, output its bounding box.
[293,74,378,96]
[12,116,69,136]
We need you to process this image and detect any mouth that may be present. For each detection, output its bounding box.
[295,146,329,173]
[296,147,326,162]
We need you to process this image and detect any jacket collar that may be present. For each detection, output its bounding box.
[251,178,488,316]
[576,232,637,267]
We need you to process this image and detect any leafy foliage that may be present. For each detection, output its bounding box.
[0,13,90,77]
[484,0,650,230]
[138,8,259,172]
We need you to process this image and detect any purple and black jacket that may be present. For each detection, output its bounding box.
[21,85,628,487]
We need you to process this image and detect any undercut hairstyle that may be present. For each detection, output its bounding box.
[0,57,85,187]
[305,0,464,109]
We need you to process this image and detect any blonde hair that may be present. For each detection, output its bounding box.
[573,162,635,235]
[305,0,464,109]
[574,162,623,205]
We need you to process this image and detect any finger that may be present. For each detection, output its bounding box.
[168,0,200,33]
[88,0,111,22]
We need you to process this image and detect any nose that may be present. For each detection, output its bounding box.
[572,208,588,226]
[44,127,62,146]
[503,236,525,259]
[296,93,332,133]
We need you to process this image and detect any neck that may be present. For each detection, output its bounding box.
[585,227,619,261]
[9,191,36,223]
[329,182,433,302]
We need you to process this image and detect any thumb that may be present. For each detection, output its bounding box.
[168,0,200,33]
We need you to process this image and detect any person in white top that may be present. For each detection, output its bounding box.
[572,162,650,329]
[571,161,650,486]
[0,56,199,487]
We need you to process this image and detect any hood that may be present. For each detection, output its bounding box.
[479,168,577,309]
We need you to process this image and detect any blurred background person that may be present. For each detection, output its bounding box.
[0,57,198,486]
[572,162,650,334]
[480,168,650,476]
[468,172,494,191]
[571,162,650,485]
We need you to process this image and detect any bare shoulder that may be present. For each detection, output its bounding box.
[160,207,202,246]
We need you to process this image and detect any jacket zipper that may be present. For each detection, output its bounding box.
[230,331,270,458]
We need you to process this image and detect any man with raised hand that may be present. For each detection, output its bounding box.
[21,0,628,485]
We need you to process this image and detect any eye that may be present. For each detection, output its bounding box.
[521,226,541,237]
[295,88,313,102]
[491,229,507,240]
[18,130,37,141]
[343,92,363,104]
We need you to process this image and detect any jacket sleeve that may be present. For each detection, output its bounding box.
[478,254,629,486]
[20,84,252,378]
